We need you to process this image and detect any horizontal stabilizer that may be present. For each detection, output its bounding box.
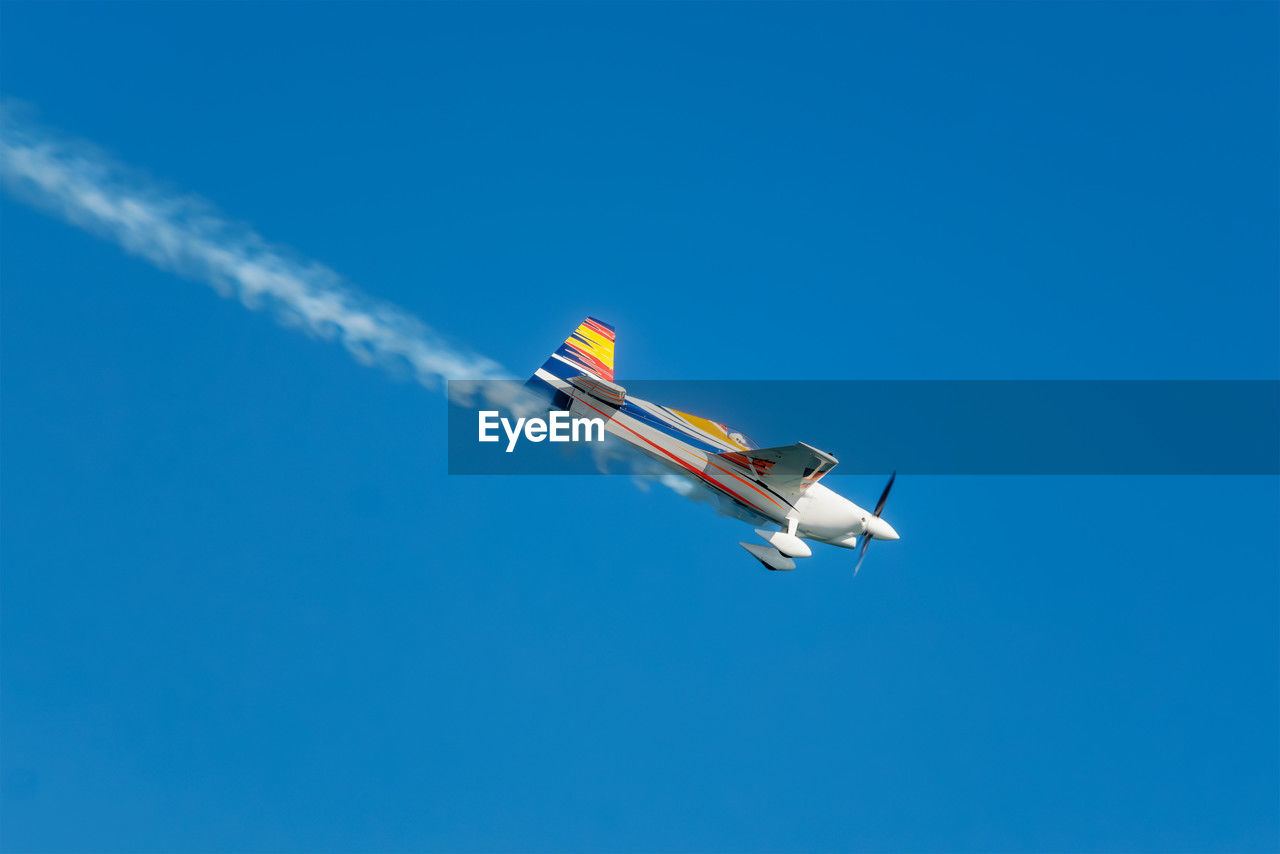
[568,374,626,408]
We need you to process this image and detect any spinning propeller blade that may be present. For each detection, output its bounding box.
[873,472,896,516]
[853,535,871,576]
[855,471,896,577]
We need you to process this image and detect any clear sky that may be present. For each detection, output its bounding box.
[2,2,1277,851]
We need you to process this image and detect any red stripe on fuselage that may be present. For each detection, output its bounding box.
[702,457,787,510]
[573,397,780,515]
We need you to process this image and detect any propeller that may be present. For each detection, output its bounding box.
[854,472,896,576]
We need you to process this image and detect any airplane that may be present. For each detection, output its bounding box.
[524,317,900,573]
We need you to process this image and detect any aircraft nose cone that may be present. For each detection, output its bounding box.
[865,516,900,541]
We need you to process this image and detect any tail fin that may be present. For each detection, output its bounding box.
[530,317,616,385]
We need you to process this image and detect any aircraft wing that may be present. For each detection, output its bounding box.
[711,442,838,499]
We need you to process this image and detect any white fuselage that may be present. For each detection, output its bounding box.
[532,366,898,550]
[792,483,897,548]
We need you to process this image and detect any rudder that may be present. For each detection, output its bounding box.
[529,316,616,387]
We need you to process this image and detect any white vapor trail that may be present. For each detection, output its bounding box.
[0,104,508,390]
[0,104,752,519]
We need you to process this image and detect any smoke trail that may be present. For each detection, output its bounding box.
[0,104,732,517]
[0,103,509,392]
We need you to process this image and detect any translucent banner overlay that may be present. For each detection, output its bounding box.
[447,380,1278,475]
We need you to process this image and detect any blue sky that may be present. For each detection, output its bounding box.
[2,2,1277,851]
